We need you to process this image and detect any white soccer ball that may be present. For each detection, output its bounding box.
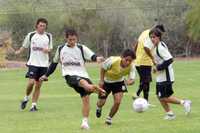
[133,98,149,113]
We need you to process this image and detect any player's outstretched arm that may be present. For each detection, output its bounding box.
[40,62,58,81]
[15,47,25,55]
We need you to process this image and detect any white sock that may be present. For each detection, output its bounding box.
[166,110,174,115]
[82,117,88,123]
[107,116,112,120]
[32,102,37,107]
[23,96,29,101]
[180,100,184,105]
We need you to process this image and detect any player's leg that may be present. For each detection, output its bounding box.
[79,79,105,94]
[30,67,46,111]
[106,92,123,125]
[159,97,175,120]
[96,91,110,118]
[20,78,35,110]
[80,95,90,129]
[30,80,42,111]
[20,66,37,110]
[141,66,152,101]
[165,96,191,115]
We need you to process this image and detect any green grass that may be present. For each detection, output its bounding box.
[0,60,200,133]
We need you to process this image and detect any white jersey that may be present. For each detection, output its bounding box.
[153,42,174,83]
[22,31,53,67]
[53,43,95,78]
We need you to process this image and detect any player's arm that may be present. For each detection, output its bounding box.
[15,34,30,55]
[156,58,173,71]
[144,47,156,65]
[144,37,156,65]
[133,41,138,52]
[40,46,59,81]
[156,45,173,71]
[126,64,136,85]
[99,57,112,87]
[99,67,106,88]
[82,45,104,63]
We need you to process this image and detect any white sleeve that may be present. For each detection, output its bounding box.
[22,34,30,48]
[102,57,113,70]
[144,37,154,50]
[128,64,136,80]
[159,45,173,60]
[82,45,95,61]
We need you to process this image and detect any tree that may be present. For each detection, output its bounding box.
[186,0,200,41]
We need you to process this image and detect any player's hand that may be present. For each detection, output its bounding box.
[153,59,157,66]
[96,56,105,63]
[125,79,134,85]
[39,75,48,81]
[42,48,50,54]
[153,67,157,73]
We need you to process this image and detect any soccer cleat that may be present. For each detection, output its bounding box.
[164,114,176,120]
[81,121,90,130]
[29,106,38,112]
[105,117,112,125]
[183,100,192,115]
[20,100,29,110]
[96,108,102,118]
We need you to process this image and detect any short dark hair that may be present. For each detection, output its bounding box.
[65,28,78,38]
[155,24,165,33]
[36,18,48,26]
[149,28,162,40]
[122,49,136,59]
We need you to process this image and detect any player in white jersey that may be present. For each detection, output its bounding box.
[40,28,105,129]
[149,28,191,120]
[15,18,53,112]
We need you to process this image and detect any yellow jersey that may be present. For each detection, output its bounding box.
[103,56,135,82]
[135,29,153,66]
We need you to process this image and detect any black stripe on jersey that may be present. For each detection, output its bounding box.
[46,33,51,44]
[27,32,36,62]
[165,67,171,82]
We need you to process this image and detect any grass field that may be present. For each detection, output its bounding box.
[0,59,200,133]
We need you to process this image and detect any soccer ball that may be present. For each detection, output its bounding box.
[132,98,148,113]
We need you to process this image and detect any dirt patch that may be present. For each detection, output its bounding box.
[0,60,26,69]
[175,57,200,61]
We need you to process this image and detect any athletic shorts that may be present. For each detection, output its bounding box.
[156,81,174,98]
[99,81,127,99]
[26,65,47,81]
[64,75,92,97]
[136,66,152,83]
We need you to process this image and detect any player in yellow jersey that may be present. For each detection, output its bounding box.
[96,49,136,125]
[133,24,165,102]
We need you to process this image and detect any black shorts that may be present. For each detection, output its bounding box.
[26,65,47,81]
[99,81,127,99]
[156,82,174,98]
[65,75,92,97]
[136,66,152,83]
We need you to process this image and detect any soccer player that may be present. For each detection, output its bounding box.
[96,49,136,125]
[39,28,105,129]
[133,24,165,103]
[15,18,53,111]
[149,28,191,120]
